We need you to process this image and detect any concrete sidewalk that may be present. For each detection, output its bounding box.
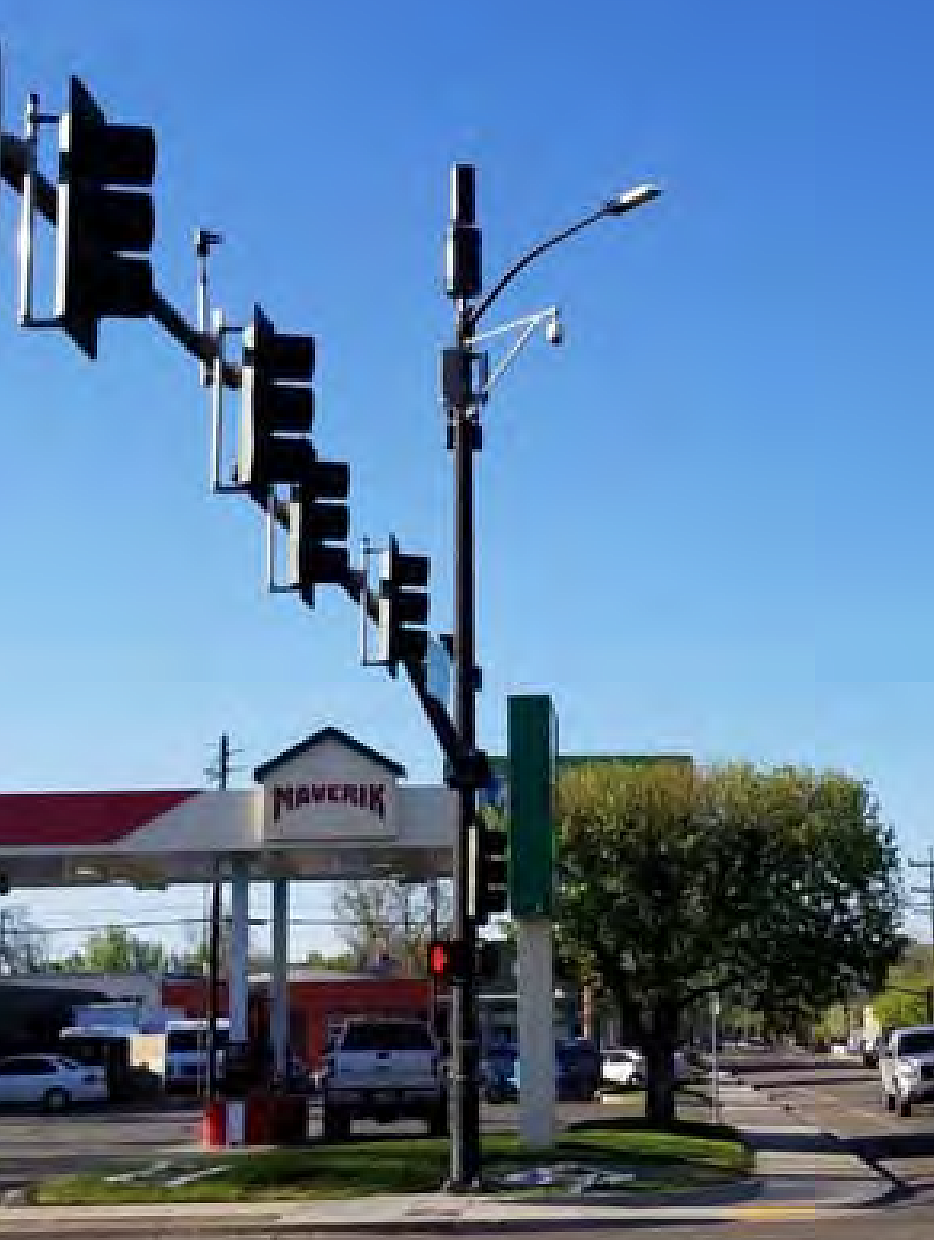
[715,1076,891,1209]
[0,1079,894,1235]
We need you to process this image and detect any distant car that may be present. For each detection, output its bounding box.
[163,1018,229,1091]
[505,1038,602,1103]
[0,1053,108,1111]
[601,1047,645,1090]
[480,1042,517,1103]
[880,1025,934,1117]
[557,1038,602,1101]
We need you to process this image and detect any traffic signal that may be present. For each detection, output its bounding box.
[378,536,430,673]
[239,305,316,494]
[427,938,469,984]
[55,76,157,358]
[476,813,509,923]
[287,458,350,606]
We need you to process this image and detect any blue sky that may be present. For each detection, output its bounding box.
[2,1,933,957]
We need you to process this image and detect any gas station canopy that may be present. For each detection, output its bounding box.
[0,728,455,889]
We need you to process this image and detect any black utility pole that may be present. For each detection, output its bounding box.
[447,163,483,1187]
[207,732,229,1100]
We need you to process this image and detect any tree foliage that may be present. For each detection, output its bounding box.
[556,760,903,1124]
[0,904,48,974]
[332,879,453,975]
[64,925,166,974]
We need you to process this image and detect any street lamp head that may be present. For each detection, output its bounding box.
[604,183,662,215]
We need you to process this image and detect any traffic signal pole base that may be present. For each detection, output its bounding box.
[517,917,555,1148]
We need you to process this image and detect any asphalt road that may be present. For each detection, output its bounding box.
[0,1100,205,1186]
[3,1055,934,1237]
[0,1093,654,1189]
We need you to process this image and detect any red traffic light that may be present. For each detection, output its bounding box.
[427,938,468,982]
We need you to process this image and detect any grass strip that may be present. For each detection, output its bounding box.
[35,1118,752,1205]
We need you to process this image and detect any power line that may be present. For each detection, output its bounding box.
[1,915,448,937]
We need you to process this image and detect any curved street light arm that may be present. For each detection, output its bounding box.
[466,205,606,333]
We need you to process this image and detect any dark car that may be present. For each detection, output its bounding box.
[505,1038,602,1103]
[480,1042,517,1103]
[556,1037,601,1102]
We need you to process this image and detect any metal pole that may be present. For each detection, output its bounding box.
[711,993,720,1122]
[429,878,439,1036]
[208,732,228,1100]
[450,296,480,1186]
[929,846,934,1024]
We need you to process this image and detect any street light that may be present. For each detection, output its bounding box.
[466,178,661,333]
[604,182,663,215]
[443,165,659,1189]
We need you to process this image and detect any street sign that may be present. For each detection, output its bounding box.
[426,635,452,710]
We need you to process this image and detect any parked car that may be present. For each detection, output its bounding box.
[480,1041,517,1103]
[880,1025,934,1117]
[0,1053,108,1111]
[505,1038,602,1103]
[163,1018,229,1091]
[601,1046,645,1090]
[557,1038,602,1101]
[321,1017,446,1140]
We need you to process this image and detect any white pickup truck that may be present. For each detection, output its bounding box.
[321,1017,447,1140]
[880,1025,934,1116]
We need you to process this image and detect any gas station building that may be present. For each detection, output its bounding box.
[0,727,456,1083]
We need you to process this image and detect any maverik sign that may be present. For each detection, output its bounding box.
[255,728,404,841]
[272,780,387,824]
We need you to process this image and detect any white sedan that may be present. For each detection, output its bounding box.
[0,1054,108,1111]
[601,1047,645,1089]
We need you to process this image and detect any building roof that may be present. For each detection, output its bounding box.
[254,728,407,783]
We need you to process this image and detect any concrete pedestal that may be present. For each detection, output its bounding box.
[517,917,555,1147]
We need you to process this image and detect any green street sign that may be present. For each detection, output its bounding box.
[507,694,558,918]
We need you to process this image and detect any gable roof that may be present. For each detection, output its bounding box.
[253,727,407,783]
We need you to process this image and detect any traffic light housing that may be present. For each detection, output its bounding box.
[239,305,316,493]
[288,458,350,606]
[427,938,469,984]
[378,536,430,673]
[475,812,509,923]
[55,76,157,358]
[427,938,500,985]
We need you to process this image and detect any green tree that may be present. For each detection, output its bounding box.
[0,904,48,973]
[557,760,903,1126]
[65,926,166,973]
[332,879,452,975]
[304,948,358,972]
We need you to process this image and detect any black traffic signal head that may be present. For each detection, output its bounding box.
[240,305,316,492]
[287,457,350,606]
[55,76,157,358]
[475,813,509,923]
[378,535,430,674]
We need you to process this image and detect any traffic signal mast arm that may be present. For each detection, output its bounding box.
[259,492,470,775]
[0,129,239,386]
[0,109,485,792]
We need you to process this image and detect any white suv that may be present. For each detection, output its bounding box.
[880,1025,934,1117]
[321,1017,447,1140]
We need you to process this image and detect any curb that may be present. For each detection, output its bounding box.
[0,1195,891,1239]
